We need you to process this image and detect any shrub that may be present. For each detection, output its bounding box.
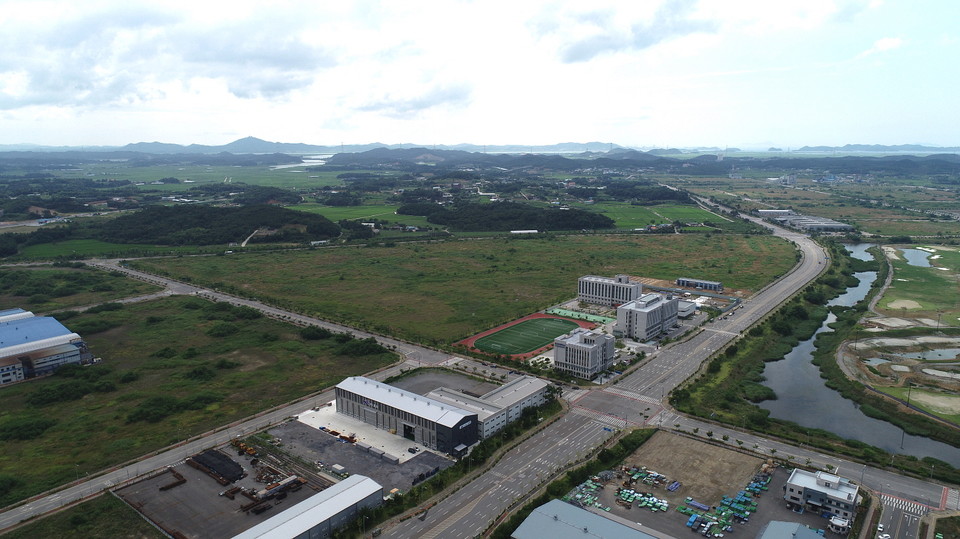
[0,416,58,441]
[206,322,238,337]
[300,326,333,340]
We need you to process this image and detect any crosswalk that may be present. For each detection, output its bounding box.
[602,386,662,405]
[880,494,931,515]
[570,407,625,428]
[946,489,960,511]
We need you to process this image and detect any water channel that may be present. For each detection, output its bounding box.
[758,243,960,466]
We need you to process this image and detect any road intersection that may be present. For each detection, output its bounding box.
[1,222,955,537]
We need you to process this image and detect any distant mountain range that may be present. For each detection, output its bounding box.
[0,137,625,155]
[795,144,960,153]
[0,137,957,156]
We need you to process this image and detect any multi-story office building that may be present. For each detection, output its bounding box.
[577,274,643,306]
[614,293,679,341]
[553,328,616,379]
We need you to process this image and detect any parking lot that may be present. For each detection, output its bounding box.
[574,432,858,538]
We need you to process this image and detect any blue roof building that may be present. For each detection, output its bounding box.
[0,312,91,385]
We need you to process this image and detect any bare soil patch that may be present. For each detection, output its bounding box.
[888,299,922,309]
[911,392,960,415]
[621,430,764,507]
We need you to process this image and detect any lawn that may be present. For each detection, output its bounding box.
[573,202,667,228]
[878,246,960,323]
[474,318,580,355]
[130,234,796,344]
[0,295,396,506]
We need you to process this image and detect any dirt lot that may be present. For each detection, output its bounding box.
[623,430,764,507]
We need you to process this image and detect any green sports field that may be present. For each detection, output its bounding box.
[473,317,580,355]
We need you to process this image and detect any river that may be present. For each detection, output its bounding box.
[758,243,960,466]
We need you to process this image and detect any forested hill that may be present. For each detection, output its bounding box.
[99,205,340,245]
[410,202,615,232]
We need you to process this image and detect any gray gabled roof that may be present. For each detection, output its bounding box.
[337,377,475,428]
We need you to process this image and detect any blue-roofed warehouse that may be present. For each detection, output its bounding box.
[0,310,92,386]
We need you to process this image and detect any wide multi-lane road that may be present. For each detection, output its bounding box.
[3,222,954,538]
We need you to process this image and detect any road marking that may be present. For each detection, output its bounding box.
[880,494,933,515]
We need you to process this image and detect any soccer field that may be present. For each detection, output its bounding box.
[473,318,580,355]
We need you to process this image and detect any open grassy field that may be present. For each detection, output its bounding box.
[878,246,960,322]
[69,163,353,190]
[0,265,162,312]
[3,494,164,539]
[654,205,724,223]
[575,203,667,228]
[473,317,579,355]
[290,203,433,228]
[16,239,223,259]
[0,295,395,506]
[131,234,796,344]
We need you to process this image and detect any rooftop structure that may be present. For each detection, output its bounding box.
[427,376,550,439]
[512,499,658,539]
[336,377,473,429]
[233,475,382,539]
[783,469,858,523]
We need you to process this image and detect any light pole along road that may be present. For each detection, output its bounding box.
[1,220,955,537]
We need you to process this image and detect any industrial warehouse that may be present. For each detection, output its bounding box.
[0,308,92,386]
[335,375,550,453]
[335,376,480,455]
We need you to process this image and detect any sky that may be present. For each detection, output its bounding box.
[1,0,958,149]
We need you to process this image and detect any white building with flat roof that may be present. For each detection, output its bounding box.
[577,274,643,306]
[427,376,549,439]
[553,328,616,379]
[614,293,679,341]
[233,475,382,539]
[783,469,859,523]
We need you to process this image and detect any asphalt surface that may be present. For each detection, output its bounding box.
[1,223,956,538]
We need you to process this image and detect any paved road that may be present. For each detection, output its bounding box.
[2,226,954,538]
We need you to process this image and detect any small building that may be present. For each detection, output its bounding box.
[512,499,657,539]
[677,299,697,318]
[675,277,723,292]
[232,475,383,539]
[427,376,549,439]
[783,469,859,524]
[577,274,643,306]
[614,294,679,341]
[0,309,92,386]
[553,328,616,379]
[335,377,478,455]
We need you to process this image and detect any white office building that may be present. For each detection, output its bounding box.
[577,274,643,306]
[553,328,616,379]
[783,469,859,524]
[427,376,549,439]
[614,293,679,341]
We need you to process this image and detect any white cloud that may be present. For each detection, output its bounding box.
[858,36,903,58]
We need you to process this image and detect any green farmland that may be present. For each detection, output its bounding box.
[473,317,580,355]
[132,234,795,344]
